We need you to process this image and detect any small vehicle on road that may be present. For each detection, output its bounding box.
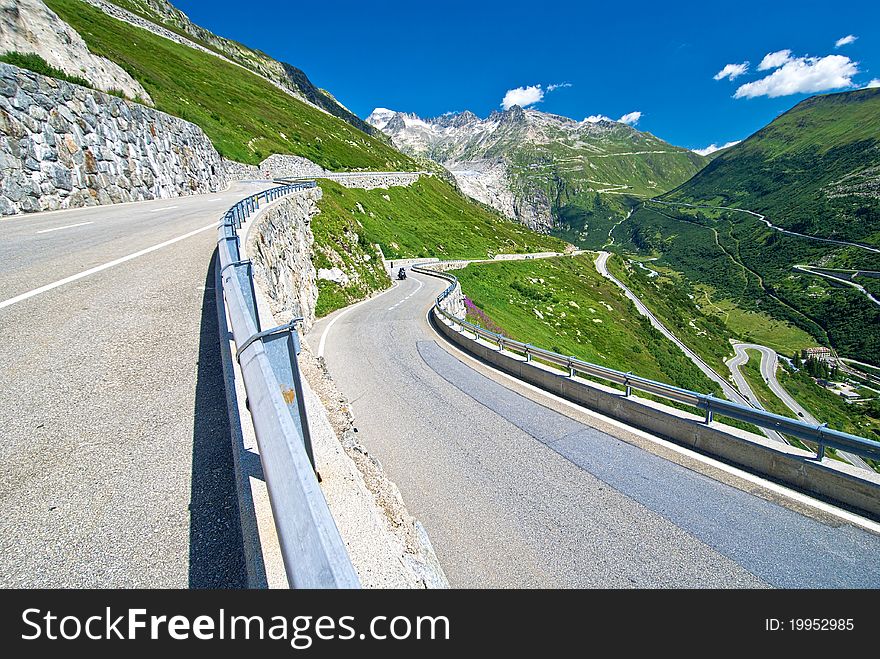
[397,267,407,280]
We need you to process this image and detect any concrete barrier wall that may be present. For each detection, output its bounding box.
[433,312,880,519]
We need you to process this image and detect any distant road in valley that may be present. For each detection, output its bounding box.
[726,344,872,471]
[793,265,880,307]
[649,200,880,254]
[594,252,755,406]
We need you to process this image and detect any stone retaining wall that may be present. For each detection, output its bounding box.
[326,172,420,190]
[247,188,323,333]
[0,63,226,214]
[223,158,261,181]
[259,153,326,179]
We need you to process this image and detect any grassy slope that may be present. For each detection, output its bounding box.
[451,255,723,396]
[105,0,381,137]
[606,252,765,376]
[620,204,879,363]
[312,177,570,316]
[608,243,880,439]
[667,88,880,245]
[778,369,880,442]
[46,0,412,169]
[509,132,707,250]
[316,177,568,260]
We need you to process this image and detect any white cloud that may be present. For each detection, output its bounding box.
[693,140,741,156]
[500,81,571,110]
[866,79,880,88]
[734,54,859,98]
[582,112,642,125]
[835,34,858,48]
[714,62,749,81]
[501,85,543,110]
[758,49,792,71]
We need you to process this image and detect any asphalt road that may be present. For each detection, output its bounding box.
[0,183,267,587]
[310,268,880,588]
[729,344,810,420]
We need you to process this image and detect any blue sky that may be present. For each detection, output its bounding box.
[174,0,879,152]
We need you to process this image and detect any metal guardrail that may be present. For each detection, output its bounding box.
[413,264,880,464]
[217,182,360,589]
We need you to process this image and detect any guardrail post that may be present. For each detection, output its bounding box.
[704,394,714,424]
[525,345,532,362]
[816,423,828,460]
[624,372,632,397]
[568,358,575,378]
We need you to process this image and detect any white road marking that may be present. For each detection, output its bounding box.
[149,205,179,212]
[317,281,399,358]
[430,309,880,535]
[36,221,93,234]
[386,275,423,311]
[0,222,217,311]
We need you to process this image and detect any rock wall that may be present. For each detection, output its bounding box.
[0,63,226,215]
[325,172,421,190]
[448,159,518,219]
[223,157,260,181]
[0,0,152,103]
[257,155,421,190]
[247,187,323,333]
[260,153,326,179]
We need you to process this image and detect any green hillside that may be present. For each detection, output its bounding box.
[619,204,879,363]
[312,177,570,315]
[45,0,413,169]
[372,108,707,249]
[450,255,722,395]
[510,140,707,249]
[667,88,880,245]
[104,0,383,138]
[617,89,880,367]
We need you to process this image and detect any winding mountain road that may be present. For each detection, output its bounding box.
[649,200,880,254]
[794,265,880,307]
[726,344,872,471]
[309,266,880,587]
[594,252,755,408]
[0,183,269,587]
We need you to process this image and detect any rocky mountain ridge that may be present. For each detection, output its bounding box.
[366,105,706,242]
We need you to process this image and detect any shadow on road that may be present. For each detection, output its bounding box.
[188,254,247,588]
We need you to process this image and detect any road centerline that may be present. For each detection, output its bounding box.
[0,222,218,311]
[36,221,94,234]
